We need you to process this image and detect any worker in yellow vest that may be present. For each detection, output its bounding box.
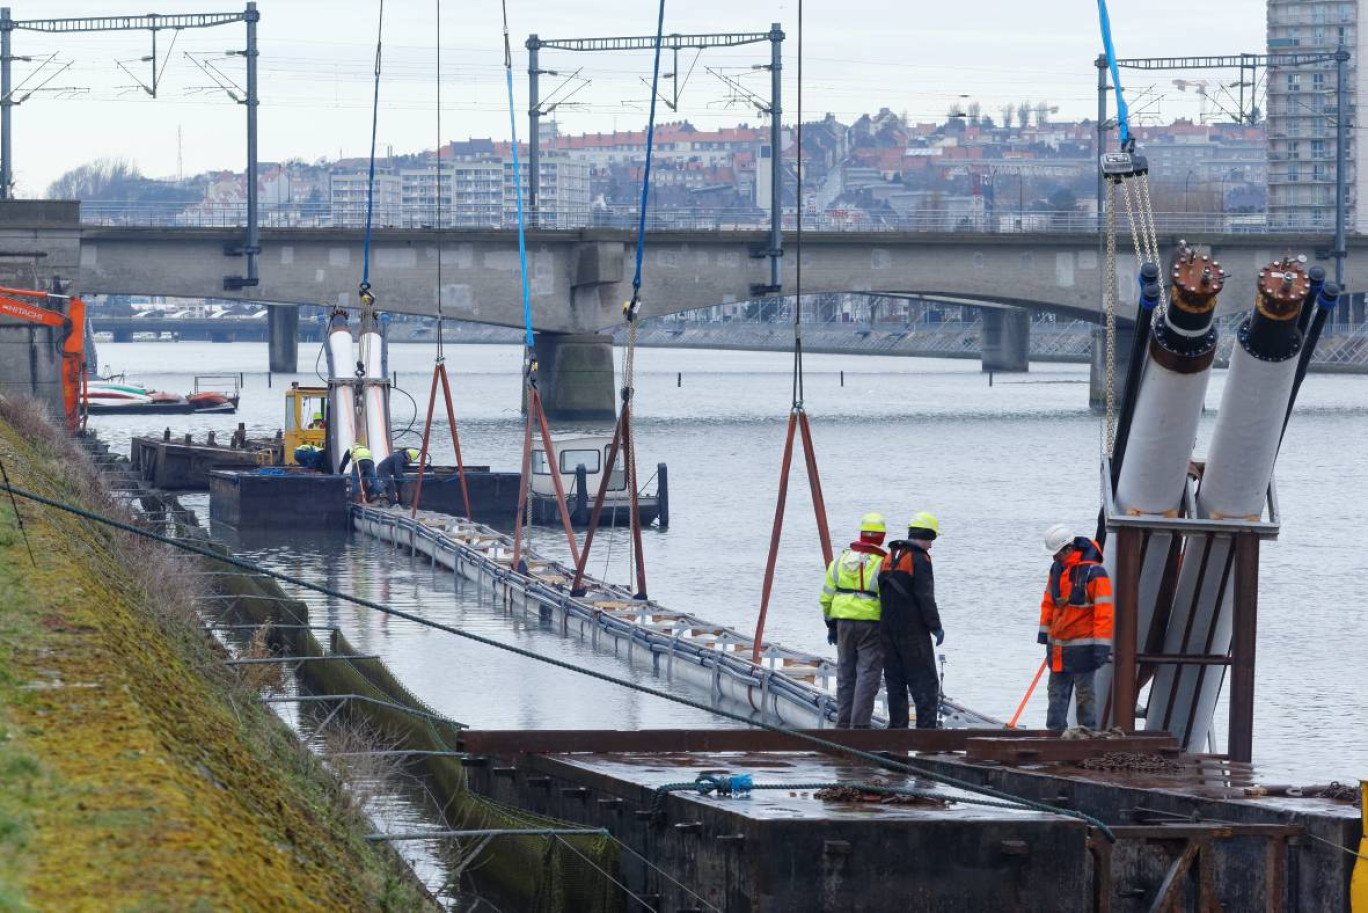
[820,513,888,728]
[337,443,378,502]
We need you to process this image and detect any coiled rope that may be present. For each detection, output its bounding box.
[0,478,1115,841]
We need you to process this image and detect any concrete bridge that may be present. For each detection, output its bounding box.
[4,200,1365,419]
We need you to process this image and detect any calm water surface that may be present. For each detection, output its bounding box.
[90,339,1368,781]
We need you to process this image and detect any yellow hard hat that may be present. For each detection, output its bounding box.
[406,448,421,461]
[859,512,886,535]
[908,511,940,539]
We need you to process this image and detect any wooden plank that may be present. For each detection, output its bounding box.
[964,734,1179,764]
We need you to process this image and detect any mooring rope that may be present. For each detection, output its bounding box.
[0,478,1115,841]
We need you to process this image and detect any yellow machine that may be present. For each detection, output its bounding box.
[283,383,329,465]
[1353,781,1367,911]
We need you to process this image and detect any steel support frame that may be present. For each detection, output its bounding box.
[525,25,784,291]
[0,4,258,292]
[1102,458,1278,763]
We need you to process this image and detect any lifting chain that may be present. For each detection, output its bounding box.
[1104,181,1119,456]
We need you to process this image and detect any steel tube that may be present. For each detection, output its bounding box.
[1111,527,1141,731]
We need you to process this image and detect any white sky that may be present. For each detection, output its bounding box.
[9,0,1267,195]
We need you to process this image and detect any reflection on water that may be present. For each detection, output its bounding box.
[102,340,1368,781]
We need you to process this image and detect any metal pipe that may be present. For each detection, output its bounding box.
[1296,265,1325,335]
[527,35,540,227]
[1283,281,1340,437]
[2,7,12,200]
[768,22,783,291]
[1146,256,1307,751]
[244,1,259,284]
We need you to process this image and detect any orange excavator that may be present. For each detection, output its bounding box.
[0,286,87,433]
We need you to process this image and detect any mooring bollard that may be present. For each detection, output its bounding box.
[207,431,216,447]
[183,433,192,445]
[163,427,171,441]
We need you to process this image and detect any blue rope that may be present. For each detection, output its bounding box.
[361,0,386,293]
[1096,0,1130,147]
[501,5,535,351]
[630,0,668,300]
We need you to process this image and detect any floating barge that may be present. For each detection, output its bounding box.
[352,504,995,729]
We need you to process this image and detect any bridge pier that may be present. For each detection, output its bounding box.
[533,331,615,422]
[267,305,298,373]
[1088,323,1137,412]
[980,308,1030,372]
[0,321,63,418]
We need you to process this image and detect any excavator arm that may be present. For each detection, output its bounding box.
[0,286,86,432]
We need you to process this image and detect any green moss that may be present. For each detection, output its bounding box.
[0,410,437,911]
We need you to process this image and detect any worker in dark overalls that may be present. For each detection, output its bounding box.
[374,448,423,507]
[878,512,944,729]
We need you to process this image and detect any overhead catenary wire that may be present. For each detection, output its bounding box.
[0,478,1114,841]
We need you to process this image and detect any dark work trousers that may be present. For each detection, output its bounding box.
[835,619,883,728]
[1046,669,1098,731]
[881,630,939,729]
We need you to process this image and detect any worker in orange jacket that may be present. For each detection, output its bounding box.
[1039,525,1114,731]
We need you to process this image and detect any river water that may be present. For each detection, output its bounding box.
[89,340,1368,782]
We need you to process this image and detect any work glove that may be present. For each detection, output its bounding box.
[826,620,838,646]
[932,628,945,646]
[1093,645,1113,667]
[1037,631,1049,646]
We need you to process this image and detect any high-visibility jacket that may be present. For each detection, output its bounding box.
[821,544,886,623]
[349,444,373,464]
[1038,538,1114,673]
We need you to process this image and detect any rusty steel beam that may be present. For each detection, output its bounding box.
[1228,533,1260,763]
[1112,527,1143,731]
[457,728,1071,756]
[965,734,1179,764]
[1110,824,1304,841]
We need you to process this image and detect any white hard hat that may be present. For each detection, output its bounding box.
[1044,523,1074,555]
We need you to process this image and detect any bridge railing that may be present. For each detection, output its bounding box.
[73,200,1351,236]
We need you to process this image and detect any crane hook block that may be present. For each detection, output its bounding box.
[1101,150,1149,183]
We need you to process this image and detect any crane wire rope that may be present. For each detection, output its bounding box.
[410,0,475,520]
[0,477,1114,842]
[501,0,581,571]
[359,0,386,302]
[1096,0,1160,458]
[567,0,668,601]
[750,0,833,666]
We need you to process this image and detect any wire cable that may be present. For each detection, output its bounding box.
[434,0,445,363]
[791,0,805,407]
[0,478,1115,841]
[500,0,534,351]
[360,0,386,292]
[629,0,667,300]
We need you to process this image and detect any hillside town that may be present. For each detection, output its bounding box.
[67,108,1271,233]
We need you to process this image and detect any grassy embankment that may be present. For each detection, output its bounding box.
[0,398,436,911]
